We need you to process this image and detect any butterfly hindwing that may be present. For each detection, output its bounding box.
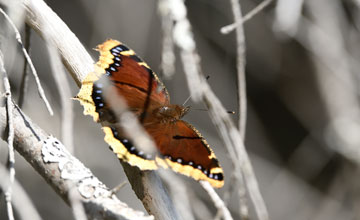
[144,119,224,188]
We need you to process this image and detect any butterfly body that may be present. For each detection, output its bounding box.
[77,39,224,188]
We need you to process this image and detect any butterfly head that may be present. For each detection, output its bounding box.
[153,104,190,122]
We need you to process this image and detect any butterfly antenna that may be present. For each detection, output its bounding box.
[193,108,208,111]
[193,108,235,114]
[183,95,192,106]
[182,75,209,106]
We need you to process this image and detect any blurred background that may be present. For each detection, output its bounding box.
[1,0,360,219]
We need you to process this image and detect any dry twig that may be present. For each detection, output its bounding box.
[0,7,53,115]
[221,0,273,34]
[46,43,74,153]
[68,183,87,220]
[166,0,269,219]
[0,163,42,220]
[158,170,195,220]
[200,181,233,220]
[18,24,31,108]
[274,0,304,36]
[228,0,247,139]
[0,48,15,220]
[203,83,269,220]
[223,0,249,217]
[158,0,176,78]
[110,181,127,195]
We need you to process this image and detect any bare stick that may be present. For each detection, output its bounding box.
[220,172,247,220]
[0,49,15,220]
[200,181,233,220]
[221,0,273,34]
[46,42,74,153]
[274,0,304,36]
[166,1,236,219]
[229,0,247,140]
[223,0,249,216]
[189,191,213,220]
[0,164,42,220]
[110,181,127,195]
[229,0,250,217]
[68,183,87,220]
[18,24,31,108]
[203,83,269,220]
[158,0,176,78]
[121,162,178,220]
[167,0,269,219]
[0,7,53,115]
[158,170,195,220]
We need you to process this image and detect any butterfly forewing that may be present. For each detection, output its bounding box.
[107,54,169,110]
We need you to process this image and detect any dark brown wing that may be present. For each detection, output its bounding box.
[144,119,224,188]
[106,52,169,109]
[77,39,169,122]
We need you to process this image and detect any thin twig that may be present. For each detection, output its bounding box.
[0,7,53,115]
[0,163,42,220]
[167,0,269,218]
[68,183,87,220]
[159,170,195,220]
[220,174,235,206]
[219,172,248,220]
[46,42,74,153]
[203,83,269,220]
[110,181,127,195]
[18,24,31,108]
[274,0,304,36]
[229,0,247,140]
[166,0,236,219]
[200,181,233,220]
[0,49,15,220]
[225,0,249,217]
[189,191,213,220]
[221,0,273,34]
[158,0,176,79]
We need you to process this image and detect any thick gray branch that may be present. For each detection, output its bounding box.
[0,101,152,220]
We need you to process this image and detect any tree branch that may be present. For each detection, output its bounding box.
[0,100,152,220]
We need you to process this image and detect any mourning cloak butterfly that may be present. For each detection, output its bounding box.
[76,39,224,188]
